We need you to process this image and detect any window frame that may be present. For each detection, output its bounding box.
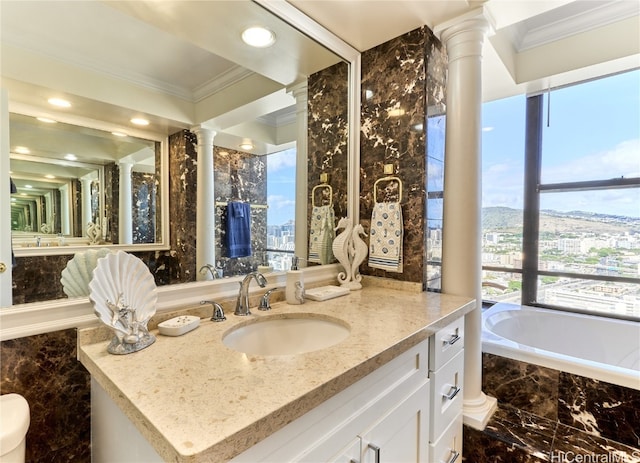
[482,79,640,321]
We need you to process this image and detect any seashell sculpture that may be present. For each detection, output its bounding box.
[60,248,113,298]
[332,217,353,287]
[347,224,368,290]
[88,251,157,355]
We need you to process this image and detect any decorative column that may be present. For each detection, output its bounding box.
[80,175,93,236]
[436,10,497,430]
[118,161,133,244]
[191,126,216,280]
[287,81,308,264]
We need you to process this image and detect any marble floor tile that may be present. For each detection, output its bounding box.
[464,425,548,463]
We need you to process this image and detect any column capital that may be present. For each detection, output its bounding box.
[434,7,491,61]
[190,125,217,146]
[287,80,308,104]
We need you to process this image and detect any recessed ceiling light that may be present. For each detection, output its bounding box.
[242,26,276,48]
[65,153,77,161]
[24,184,33,189]
[37,117,57,123]
[14,146,30,154]
[112,131,127,137]
[44,174,56,179]
[131,118,149,126]
[48,97,71,108]
[239,142,254,151]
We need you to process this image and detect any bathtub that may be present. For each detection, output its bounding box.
[482,303,640,390]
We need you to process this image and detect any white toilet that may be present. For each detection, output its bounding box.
[0,393,30,463]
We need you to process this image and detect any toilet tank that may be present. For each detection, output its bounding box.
[0,393,30,463]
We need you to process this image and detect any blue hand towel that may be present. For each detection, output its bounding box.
[227,202,252,258]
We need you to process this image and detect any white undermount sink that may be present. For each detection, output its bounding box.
[222,314,350,356]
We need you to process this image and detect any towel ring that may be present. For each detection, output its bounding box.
[312,183,333,207]
[373,176,403,203]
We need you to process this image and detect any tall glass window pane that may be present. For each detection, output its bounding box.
[481,94,526,269]
[541,70,640,184]
[266,147,296,271]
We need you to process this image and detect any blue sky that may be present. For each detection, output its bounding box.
[266,147,296,225]
[482,69,640,218]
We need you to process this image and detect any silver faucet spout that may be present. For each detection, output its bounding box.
[235,272,267,316]
[199,264,221,280]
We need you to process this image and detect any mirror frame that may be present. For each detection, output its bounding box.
[0,0,361,338]
[8,106,170,258]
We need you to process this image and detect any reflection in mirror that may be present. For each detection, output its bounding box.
[2,0,358,306]
[9,113,163,251]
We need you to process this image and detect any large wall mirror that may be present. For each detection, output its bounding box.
[9,112,167,254]
[0,0,360,309]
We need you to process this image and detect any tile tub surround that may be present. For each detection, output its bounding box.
[79,287,474,462]
[463,406,640,462]
[482,353,640,451]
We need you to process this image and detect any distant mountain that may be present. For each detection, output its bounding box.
[482,207,639,234]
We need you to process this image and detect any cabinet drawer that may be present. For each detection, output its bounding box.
[429,317,464,371]
[429,413,462,463]
[429,350,464,441]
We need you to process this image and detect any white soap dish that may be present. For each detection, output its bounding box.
[158,315,200,336]
[305,285,350,301]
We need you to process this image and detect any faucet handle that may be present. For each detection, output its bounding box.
[201,300,226,322]
[258,288,277,311]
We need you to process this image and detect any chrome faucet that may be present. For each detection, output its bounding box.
[199,264,221,280]
[235,272,267,316]
[201,300,226,322]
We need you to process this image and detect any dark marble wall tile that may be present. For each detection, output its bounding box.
[167,129,198,282]
[12,255,73,304]
[557,372,640,449]
[213,147,268,276]
[359,26,446,284]
[0,329,91,463]
[483,353,560,421]
[131,171,157,244]
[307,60,349,249]
[104,162,119,244]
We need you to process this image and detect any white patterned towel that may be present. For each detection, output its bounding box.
[368,202,403,273]
[308,205,335,264]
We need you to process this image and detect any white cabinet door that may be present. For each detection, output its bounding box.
[327,438,361,463]
[359,382,430,463]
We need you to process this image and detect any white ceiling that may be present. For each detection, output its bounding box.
[1,0,639,143]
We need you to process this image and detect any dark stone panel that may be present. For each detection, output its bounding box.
[463,424,547,463]
[168,129,198,282]
[557,372,640,449]
[132,171,157,244]
[308,61,349,233]
[213,147,268,277]
[104,162,119,244]
[0,329,91,463]
[552,423,640,462]
[12,255,73,304]
[359,26,446,284]
[482,353,560,421]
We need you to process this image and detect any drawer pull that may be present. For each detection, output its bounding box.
[368,443,381,463]
[445,450,460,463]
[443,385,460,400]
[444,334,460,346]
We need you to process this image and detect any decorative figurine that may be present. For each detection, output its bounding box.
[332,217,353,287]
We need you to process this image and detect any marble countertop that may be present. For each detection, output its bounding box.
[78,285,474,462]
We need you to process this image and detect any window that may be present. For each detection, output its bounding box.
[266,147,296,271]
[482,70,640,319]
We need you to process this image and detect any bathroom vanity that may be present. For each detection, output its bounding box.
[79,285,473,462]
